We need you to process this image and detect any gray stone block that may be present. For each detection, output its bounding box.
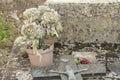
[47,3,120,43]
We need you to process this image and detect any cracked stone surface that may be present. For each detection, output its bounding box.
[2,54,31,80]
[0,0,46,11]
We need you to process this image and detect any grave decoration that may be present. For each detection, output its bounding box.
[14,5,63,67]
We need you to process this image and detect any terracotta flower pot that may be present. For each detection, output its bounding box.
[26,39,54,67]
[44,39,54,45]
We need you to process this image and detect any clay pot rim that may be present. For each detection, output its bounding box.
[26,44,54,55]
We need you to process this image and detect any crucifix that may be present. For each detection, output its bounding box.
[49,65,88,80]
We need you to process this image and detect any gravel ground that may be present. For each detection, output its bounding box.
[1,42,120,80]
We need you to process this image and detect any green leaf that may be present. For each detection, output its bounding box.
[2,38,7,42]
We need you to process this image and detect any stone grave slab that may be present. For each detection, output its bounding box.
[32,55,106,80]
[78,64,106,77]
[31,66,61,80]
[108,62,120,74]
[58,55,106,80]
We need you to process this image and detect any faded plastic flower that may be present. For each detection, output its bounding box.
[80,58,90,64]
[54,22,63,33]
[23,8,40,21]
[14,36,27,45]
[14,5,63,57]
[38,5,51,15]
[41,11,59,24]
[75,57,90,64]
[50,27,59,37]
[21,22,37,38]
[35,24,46,39]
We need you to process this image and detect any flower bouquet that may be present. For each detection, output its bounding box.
[14,5,63,67]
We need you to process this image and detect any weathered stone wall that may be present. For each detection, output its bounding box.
[47,3,120,43]
[0,0,120,43]
[46,0,118,3]
[0,0,46,11]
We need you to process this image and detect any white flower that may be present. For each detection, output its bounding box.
[14,36,26,45]
[55,22,63,33]
[50,27,59,37]
[21,22,37,38]
[23,8,40,21]
[21,6,63,39]
[41,11,59,24]
[35,24,46,38]
[10,10,20,21]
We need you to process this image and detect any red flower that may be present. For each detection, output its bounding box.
[80,58,90,64]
